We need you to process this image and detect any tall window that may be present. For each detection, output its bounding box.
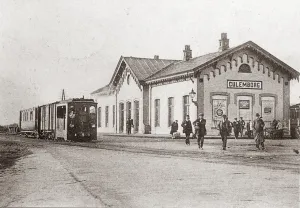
[183,95,190,120]
[113,105,115,127]
[119,103,124,132]
[105,106,109,127]
[127,102,132,119]
[134,101,139,132]
[154,99,160,127]
[30,111,33,121]
[98,107,101,127]
[168,97,174,127]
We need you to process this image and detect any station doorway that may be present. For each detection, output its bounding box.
[237,96,253,124]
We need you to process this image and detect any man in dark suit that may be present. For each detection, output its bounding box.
[170,120,179,139]
[193,113,206,150]
[181,115,193,145]
[218,115,231,150]
[253,113,265,150]
[239,117,245,137]
[232,118,241,140]
[126,118,134,134]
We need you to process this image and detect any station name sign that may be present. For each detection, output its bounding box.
[227,80,262,90]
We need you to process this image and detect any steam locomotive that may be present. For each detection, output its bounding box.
[19,98,97,141]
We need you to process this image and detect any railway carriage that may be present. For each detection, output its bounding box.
[19,98,97,141]
[55,98,97,141]
[19,107,38,137]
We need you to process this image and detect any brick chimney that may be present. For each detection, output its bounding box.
[183,45,192,61]
[219,33,229,52]
[154,55,159,60]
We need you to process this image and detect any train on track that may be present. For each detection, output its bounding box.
[19,98,97,142]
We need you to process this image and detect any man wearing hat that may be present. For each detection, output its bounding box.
[218,115,231,150]
[232,118,241,140]
[193,113,207,149]
[239,117,245,137]
[253,113,265,150]
[181,115,193,145]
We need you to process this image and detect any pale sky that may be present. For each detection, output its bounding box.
[0,0,300,125]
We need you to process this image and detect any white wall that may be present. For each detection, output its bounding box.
[92,70,144,134]
[92,93,116,133]
[116,70,143,133]
[150,79,197,134]
[203,50,287,135]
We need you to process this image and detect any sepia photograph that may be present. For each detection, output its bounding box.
[0,0,299,207]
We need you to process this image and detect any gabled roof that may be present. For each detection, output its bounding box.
[145,51,222,81]
[91,56,178,95]
[123,57,179,81]
[145,41,300,83]
[92,40,300,95]
[91,84,116,95]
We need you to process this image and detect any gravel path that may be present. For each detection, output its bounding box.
[0,135,299,207]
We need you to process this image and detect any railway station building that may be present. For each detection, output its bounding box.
[91,33,300,136]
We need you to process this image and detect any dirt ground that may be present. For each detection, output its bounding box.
[0,138,32,170]
[0,135,299,208]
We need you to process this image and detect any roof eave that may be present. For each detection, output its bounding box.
[193,41,300,80]
[145,70,194,84]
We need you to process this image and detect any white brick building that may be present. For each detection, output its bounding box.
[91,34,300,136]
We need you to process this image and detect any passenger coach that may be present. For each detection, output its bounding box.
[20,98,97,141]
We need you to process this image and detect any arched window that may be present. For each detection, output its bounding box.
[127,74,130,85]
[238,64,251,73]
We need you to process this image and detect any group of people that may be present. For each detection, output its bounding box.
[170,113,266,150]
[271,119,283,130]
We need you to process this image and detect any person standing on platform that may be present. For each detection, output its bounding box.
[126,118,134,135]
[253,113,265,150]
[218,115,231,150]
[272,119,278,130]
[193,113,207,150]
[232,118,241,140]
[181,115,193,145]
[170,120,179,139]
[239,117,245,137]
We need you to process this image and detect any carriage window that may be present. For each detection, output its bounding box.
[57,106,66,118]
[90,106,96,114]
[81,106,87,112]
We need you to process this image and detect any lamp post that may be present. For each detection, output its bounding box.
[189,88,198,107]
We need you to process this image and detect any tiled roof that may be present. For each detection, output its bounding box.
[91,57,178,95]
[146,41,300,81]
[91,84,116,95]
[92,41,300,95]
[123,57,179,81]
[145,52,222,81]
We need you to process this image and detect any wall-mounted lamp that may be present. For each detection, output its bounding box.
[189,88,198,107]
